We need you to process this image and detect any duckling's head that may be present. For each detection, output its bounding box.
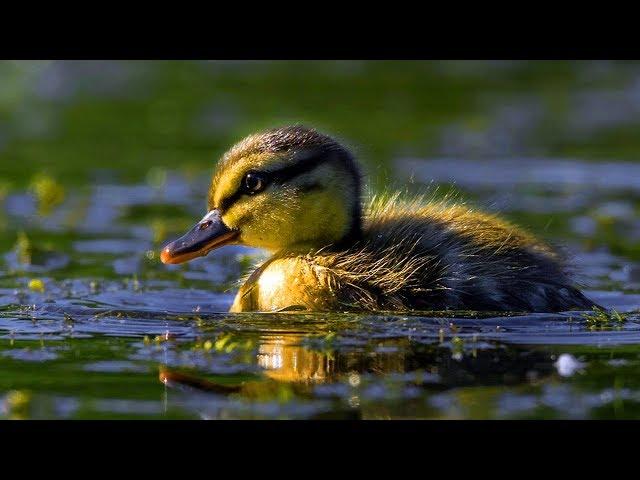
[161,126,362,264]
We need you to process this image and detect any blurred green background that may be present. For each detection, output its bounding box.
[3,60,640,190]
[3,60,640,264]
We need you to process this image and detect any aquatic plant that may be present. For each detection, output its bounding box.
[0,181,10,202]
[14,231,32,265]
[582,306,627,330]
[27,278,45,293]
[451,336,465,360]
[2,390,31,420]
[29,173,65,216]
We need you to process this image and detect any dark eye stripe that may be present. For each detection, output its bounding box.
[219,189,245,212]
[268,150,330,184]
[218,150,332,212]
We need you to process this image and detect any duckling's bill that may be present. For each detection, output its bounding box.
[160,209,238,264]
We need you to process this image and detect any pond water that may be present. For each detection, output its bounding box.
[1,61,640,419]
[1,159,640,420]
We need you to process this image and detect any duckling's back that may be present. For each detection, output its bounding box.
[314,194,597,312]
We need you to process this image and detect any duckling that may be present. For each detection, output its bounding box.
[160,125,598,313]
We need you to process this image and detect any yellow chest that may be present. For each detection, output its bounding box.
[230,256,338,312]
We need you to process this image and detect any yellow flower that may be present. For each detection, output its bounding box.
[28,278,45,293]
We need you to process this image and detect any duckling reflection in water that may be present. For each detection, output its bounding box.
[256,335,333,383]
[161,126,598,313]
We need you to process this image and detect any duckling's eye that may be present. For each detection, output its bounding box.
[243,172,267,194]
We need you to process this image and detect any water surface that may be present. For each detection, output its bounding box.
[1,161,640,419]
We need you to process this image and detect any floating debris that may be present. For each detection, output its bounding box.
[554,354,585,377]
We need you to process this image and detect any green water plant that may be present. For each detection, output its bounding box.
[0,180,10,202]
[29,173,65,216]
[582,306,627,330]
[14,231,32,265]
[2,390,31,420]
[451,336,465,360]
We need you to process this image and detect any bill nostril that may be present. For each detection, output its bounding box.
[199,220,213,230]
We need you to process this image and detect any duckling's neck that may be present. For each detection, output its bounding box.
[282,195,363,255]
